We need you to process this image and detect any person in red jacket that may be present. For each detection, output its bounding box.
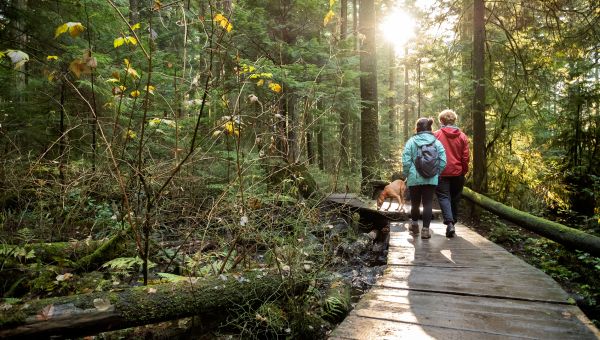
[434,109,470,238]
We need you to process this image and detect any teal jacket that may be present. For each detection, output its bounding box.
[402,132,447,187]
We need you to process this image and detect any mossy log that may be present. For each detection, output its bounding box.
[0,270,306,339]
[462,187,600,257]
[0,240,104,266]
[73,230,129,271]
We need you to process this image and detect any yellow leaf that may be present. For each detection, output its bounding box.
[126,67,139,78]
[256,79,264,86]
[324,10,335,26]
[153,0,162,11]
[132,23,141,30]
[146,85,155,94]
[149,118,162,126]
[55,22,85,38]
[125,129,137,139]
[212,130,223,137]
[330,0,336,7]
[130,90,141,98]
[68,22,85,37]
[0,51,5,59]
[47,55,59,61]
[106,78,120,83]
[224,121,239,136]
[114,36,137,48]
[126,36,138,45]
[268,82,282,93]
[54,23,68,38]
[114,37,125,48]
[124,59,131,68]
[226,23,233,32]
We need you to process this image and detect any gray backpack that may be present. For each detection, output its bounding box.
[414,141,439,178]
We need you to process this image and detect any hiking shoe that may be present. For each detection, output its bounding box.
[410,222,419,234]
[446,223,455,238]
[421,227,431,239]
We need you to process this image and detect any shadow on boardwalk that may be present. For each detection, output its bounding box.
[330,222,600,339]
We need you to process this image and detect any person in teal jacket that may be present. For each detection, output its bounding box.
[402,118,447,239]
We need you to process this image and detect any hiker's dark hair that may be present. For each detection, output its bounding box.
[415,117,434,132]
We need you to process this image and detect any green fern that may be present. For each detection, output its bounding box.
[102,257,155,272]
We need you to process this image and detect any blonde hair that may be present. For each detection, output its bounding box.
[438,109,457,125]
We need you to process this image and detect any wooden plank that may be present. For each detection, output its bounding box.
[331,221,600,339]
[331,288,597,339]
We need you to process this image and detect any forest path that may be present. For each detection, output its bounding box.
[330,221,600,339]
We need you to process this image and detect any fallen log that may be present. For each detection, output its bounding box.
[0,240,103,266]
[462,187,600,257]
[0,270,306,339]
[73,230,129,271]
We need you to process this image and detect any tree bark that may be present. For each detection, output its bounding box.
[462,187,600,257]
[359,0,380,192]
[0,271,306,339]
[129,0,139,24]
[403,47,410,141]
[387,44,396,140]
[472,0,487,193]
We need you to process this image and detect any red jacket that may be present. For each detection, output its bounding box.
[434,127,470,176]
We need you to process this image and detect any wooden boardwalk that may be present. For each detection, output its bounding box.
[330,222,600,339]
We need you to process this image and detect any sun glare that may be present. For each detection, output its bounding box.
[380,9,416,55]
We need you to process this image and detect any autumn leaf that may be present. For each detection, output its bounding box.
[125,129,137,139]
[224,121,239,136]
[36,304,55,321]
[268,82,282,93]
[256,79,264,86]
[132,23,141,30]
[6,50,29,69]
[145,85,155,94]
[153,0,162,11]
[106,78,120,83]
[124,59,140,78]
[69,58,92,78]
[114,37,125,48]
[114,36,137,48]
[55,22,85,38]
[323,10,335,26]
[130,90,140,98]
[47,55,59,61]
[213,13,233,32]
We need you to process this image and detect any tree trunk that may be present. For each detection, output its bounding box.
[472,0,486,193]
[462,187,600,257]
[339,0,350,169]
[403,47,410,141]
[340,0,348,39]
[317,120,324,171]
[359,0,380,192]
[387,44,396,140]
[129,0,139,24]
[0,271,307,339]
[305,109,314,165]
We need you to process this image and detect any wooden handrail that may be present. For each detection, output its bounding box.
[462,187,600,257]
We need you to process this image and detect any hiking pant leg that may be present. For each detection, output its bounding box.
[436,177,454,224]
[409,186,422,223]
[449,175,465,223]
[421,185,435,229]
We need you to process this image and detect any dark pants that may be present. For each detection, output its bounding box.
[409,185,436,229]
[436,175,465,225]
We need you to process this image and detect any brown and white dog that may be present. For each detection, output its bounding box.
[376,179,407,212]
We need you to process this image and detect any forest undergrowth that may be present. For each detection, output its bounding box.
[0,163,381,339]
